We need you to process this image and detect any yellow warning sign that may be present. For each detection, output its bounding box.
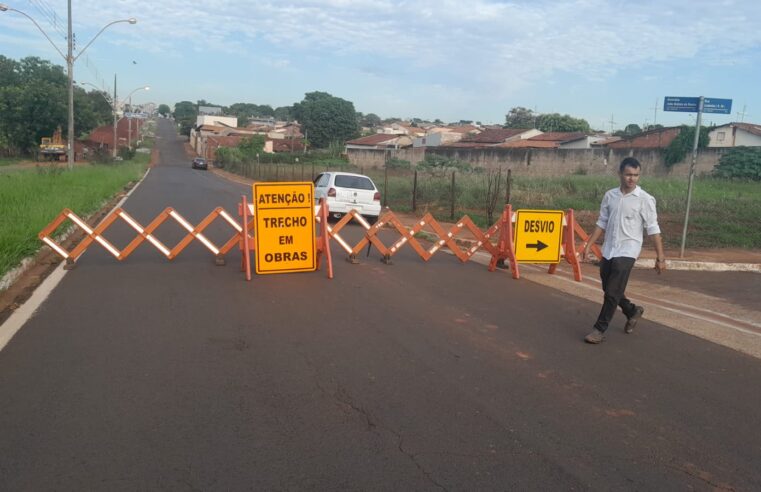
[514,209,564,263]
[253,182,316,274]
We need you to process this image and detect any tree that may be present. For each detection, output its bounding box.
[174,101,197,136]
[157,104,171,116]
[623,123,642,136]
[0,56,67,154]
[361,113,381,127]
[274,106,292,121]
[227,103,274,124]
[536,113,591,133]
[614,123,643,137]
[292,91,359,149]
[504,106,536,128]
[0,55,122,155]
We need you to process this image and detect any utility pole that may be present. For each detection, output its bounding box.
[113,73,118,157]
[608,114,616,134]
[66,0,74,167]
[650,98,658,127]
[737,105,748,122]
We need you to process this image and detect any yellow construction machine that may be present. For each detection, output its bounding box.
[39,127,66,161]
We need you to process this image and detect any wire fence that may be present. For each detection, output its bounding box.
[221,159,512,227]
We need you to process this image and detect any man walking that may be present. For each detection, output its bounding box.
[581,157,666,344]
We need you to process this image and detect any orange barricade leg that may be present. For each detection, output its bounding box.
[548,209,582,281]
[564,209,582,281]
[317,199,334,279]
[240,195,252,281]
[489,204,519,279]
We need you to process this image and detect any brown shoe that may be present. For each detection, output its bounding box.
[584,329,605,344]
[624,306,644,334]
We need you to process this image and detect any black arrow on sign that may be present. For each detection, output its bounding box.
[526,240,548,252]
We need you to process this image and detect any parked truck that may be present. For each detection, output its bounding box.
[39,127,66,161]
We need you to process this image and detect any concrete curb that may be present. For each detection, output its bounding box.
[409,229,761,273]
[635,258,761,273]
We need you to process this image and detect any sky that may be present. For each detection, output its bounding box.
[1,0,760,130]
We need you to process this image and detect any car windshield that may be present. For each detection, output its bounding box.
[334,175,374,190]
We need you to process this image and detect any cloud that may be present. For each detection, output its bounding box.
[4,0,761,120]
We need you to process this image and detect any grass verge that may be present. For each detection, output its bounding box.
[0,155,150,279]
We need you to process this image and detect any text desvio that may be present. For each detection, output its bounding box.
[523,220,556,233]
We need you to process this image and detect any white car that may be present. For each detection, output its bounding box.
[313,171,382,222]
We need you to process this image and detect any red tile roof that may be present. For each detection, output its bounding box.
[726,122,761,137]
[528,132,587,143]
[607,126,682,149]
[461,128,530,143]
[346,134,402,145]
[498,140,559,148]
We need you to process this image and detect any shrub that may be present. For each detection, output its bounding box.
[417,154,472,173]
[118,146,136,161]
[664,125,709,167]
[385,157,411,170]
[713,146,761,180]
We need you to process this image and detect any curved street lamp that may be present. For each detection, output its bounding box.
[123,85,150,152]
[0,3,136,169]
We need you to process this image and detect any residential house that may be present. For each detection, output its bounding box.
[81,117,141,155]
[345,133,413,150]
[378,122,426,138]
[444,128,541,148]
[412,125,481,147]
[196,114,237,128]
[500,132,591,149]
[708,122,761,147]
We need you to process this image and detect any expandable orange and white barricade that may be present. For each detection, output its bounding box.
[39,202,590,282]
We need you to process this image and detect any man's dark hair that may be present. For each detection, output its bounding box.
[620,157,641,172]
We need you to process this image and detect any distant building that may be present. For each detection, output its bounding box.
[196,115,237,128]
[500,132,591,149]
[708,122,761,147]
[198,105,223,116]
[345,134,413,150]
[606,126,682,149]
[443,128,541,148]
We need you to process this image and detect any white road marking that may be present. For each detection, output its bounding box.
[0,168,151,353]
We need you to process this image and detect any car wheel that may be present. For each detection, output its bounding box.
[365,215,378,225]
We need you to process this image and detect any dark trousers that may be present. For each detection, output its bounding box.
[594,257,638,333]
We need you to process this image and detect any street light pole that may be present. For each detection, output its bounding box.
[113,73,118,158]
[0,2,136,169]
[66,0,74,168]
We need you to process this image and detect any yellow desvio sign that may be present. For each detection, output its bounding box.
[514,209,564,263]
[253,182,316,274]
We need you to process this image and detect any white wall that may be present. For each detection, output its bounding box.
[708,127,733,147]
[196,115,238,128]
[734,130,761,146]
[709,126,761,147]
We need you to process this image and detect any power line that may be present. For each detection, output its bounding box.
[26,0,67,41]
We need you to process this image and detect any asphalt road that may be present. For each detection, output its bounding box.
[1,119,760,490]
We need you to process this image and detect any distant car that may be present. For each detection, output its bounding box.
[192,157,207,170]
[313,171,382,223]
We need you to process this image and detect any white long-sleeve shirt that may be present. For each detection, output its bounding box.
[596,185,661,260]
